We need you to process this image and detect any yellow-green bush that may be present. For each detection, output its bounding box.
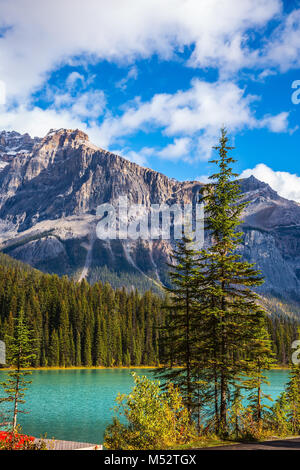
[104,373,196,450]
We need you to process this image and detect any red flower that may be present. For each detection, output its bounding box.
[0,431,34,449]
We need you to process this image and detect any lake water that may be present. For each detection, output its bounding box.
[0,368,290,444]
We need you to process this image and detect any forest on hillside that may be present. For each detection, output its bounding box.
[0,252,298,368]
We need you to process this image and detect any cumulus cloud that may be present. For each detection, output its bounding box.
[0,0,282,101]
[54,90,106,119]
[259,112,291,133]
[157,138,192,160]
[117,148,152,167]
[0,103,104,143]
[260,8,300,72]
[0,0,296,166]
[66,72,85,88]
[240,164,300,202]
[0,75,291,162]
[116,66,139,91]
[95,78,290,159]
[196,174,211,184]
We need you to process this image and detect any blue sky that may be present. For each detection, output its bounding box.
[0,0,300,200]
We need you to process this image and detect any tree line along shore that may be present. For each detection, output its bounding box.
[0,260,298,369]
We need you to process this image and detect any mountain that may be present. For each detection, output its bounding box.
[0,130,41,163]
[0,128,299,312]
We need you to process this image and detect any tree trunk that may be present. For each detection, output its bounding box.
[219,280,227,433]
[220,375,227,431]
[13,374,20,433]
[186,287,192,419]
[257,382,261,423]
[214,370,219,433]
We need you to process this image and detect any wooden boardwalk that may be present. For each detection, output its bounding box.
[34,438,102,450]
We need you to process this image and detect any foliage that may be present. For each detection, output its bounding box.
[285,363,300,433]
[0,308,36,432]
[242,315,275,423]
[156,236,206,419]
[267,363,300,437]
[266,391,290,436]
[0,266,163,367]
[0,252,296,369]
[104,373,196,450]
[157,129,275,436]
[195,128,274,434]
[0,430,47,450]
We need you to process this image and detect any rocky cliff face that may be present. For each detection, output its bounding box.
[0,130,40,160]
[238,177,300,303]
[0,128,299,310]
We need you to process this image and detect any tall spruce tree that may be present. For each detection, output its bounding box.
[198,128,270,434]
[156,236,201,417]
[0,308,36,433]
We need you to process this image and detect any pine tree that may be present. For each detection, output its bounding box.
[48,330,59,366]
[75,331,82,366]
[243,316,275,424]
[198,128,269,434]
[83,326,92,367]
[0,308,36,434]
[157,236,201,417]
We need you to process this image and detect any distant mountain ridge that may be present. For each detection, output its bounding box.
[0,128,299,313]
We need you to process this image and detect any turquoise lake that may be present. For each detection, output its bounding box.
[0,368,290,444]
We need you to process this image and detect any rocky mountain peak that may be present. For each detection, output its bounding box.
[37,128,91,153]
[239,175,272,193]
[0,130,40,161]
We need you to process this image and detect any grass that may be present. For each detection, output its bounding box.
[169,438,238,450]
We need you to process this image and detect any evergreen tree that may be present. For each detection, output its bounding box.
[243,316,275,424]
[48,330,59,366]
[0,308,36,433]
[285,329,300,434]
[157,236,201,417]
[75,331,82,366]
[198,128,270,434]
[285,365,300,434]
[0,248,294,370]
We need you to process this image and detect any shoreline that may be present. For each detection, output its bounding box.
[0,365,291,371]
[0,365,161,371]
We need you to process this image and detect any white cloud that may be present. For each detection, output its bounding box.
[157,138,192,160]
[0,0,282,101]
[66,71,85,88]
[95,78,290,159]
[0,103,104,145]
[259,112,291,133]
[196,174,211,184]
[117,148,149,167]
[0,0,296,166]
[66,90,106,119]
[257,69,277,81]
[116,66,139,91]
[37,72,107,121]
[241,163,300,202]
[260,8,300,72]
[0,75,291,163]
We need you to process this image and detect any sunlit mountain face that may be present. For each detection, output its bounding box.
[0,128,298,322]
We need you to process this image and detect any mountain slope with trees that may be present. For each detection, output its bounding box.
[0,251,297,368]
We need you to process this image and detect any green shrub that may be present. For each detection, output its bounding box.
[104,373,196,450]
